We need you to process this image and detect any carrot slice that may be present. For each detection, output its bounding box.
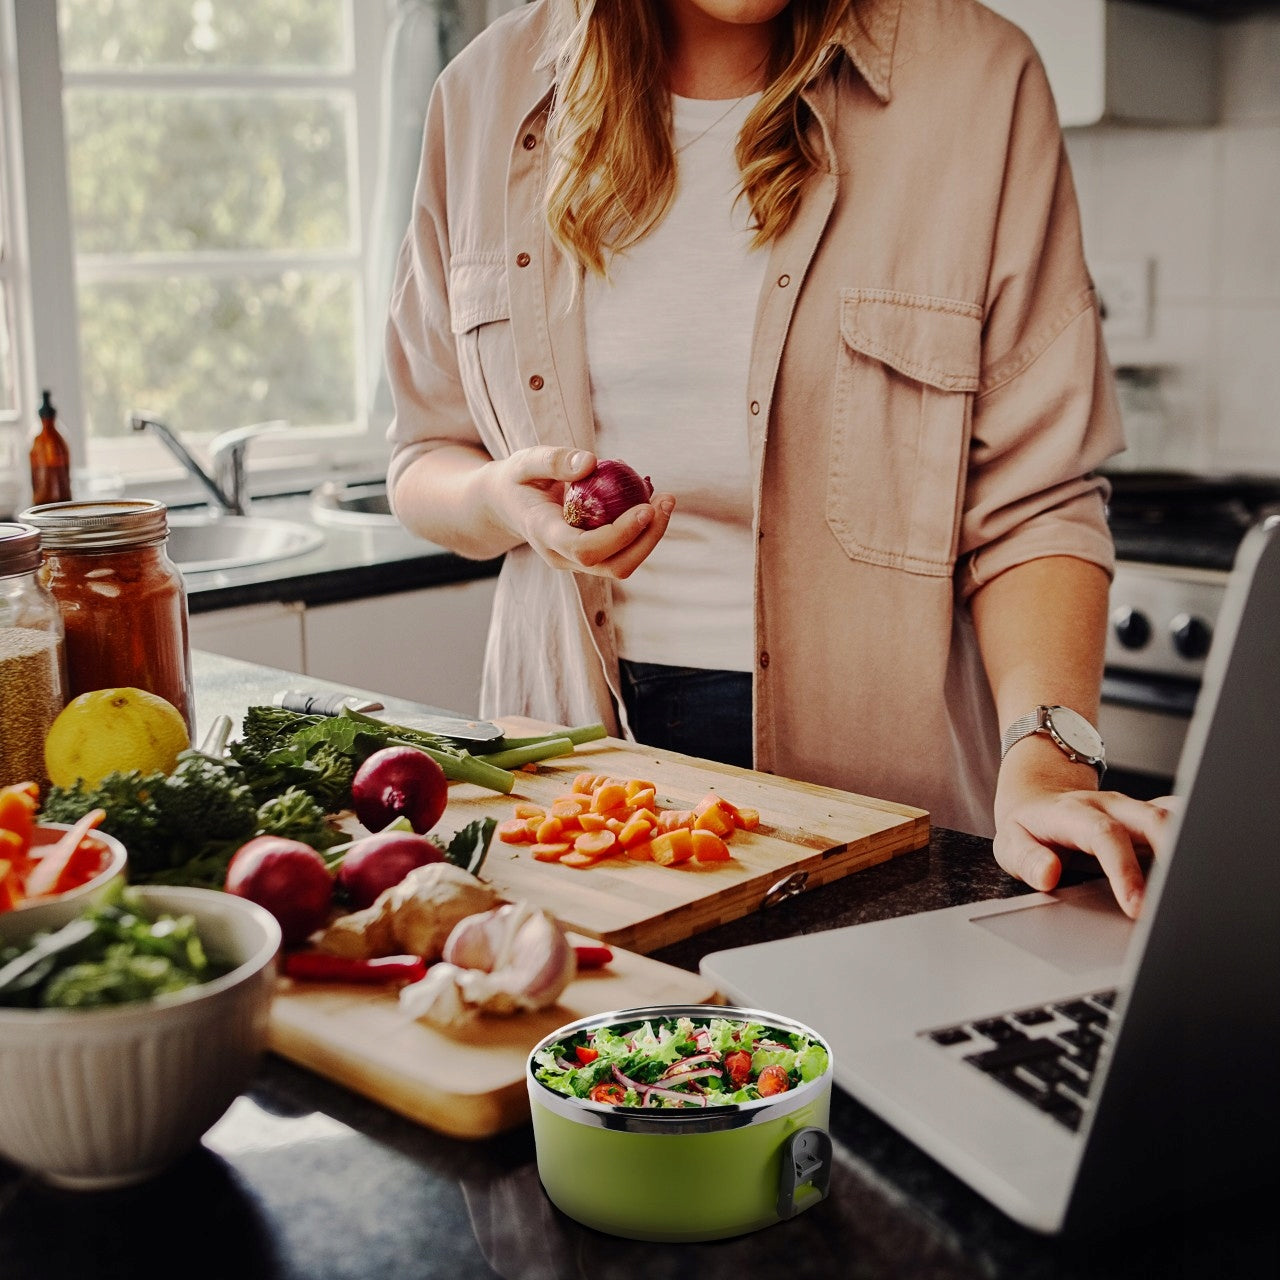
[655,808,696,834]
[618,813,654,849]
[591,783,628,814]
[577,812,609,832]
[573,829,619,860]
[626,786,656,813]
[693,800,735,839]
[497,818,534,844]
[513,802,546,821]
[650,828,694,866]
[559,851,598,869]
[551,796,588,819]
[535,815,565,844]
[691,830,731,862]
[734,806,760,831]
[24,809,106,898]
[531,841,572,863]
[625,839,655,861]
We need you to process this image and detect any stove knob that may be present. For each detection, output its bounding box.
[1170,613,1212,660]
[1111,606,1152,650]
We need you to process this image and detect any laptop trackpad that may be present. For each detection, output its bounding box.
[972,881,1135,975]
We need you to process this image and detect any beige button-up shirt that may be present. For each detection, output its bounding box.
[386,0,1124,835]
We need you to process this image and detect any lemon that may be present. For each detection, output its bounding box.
[44,687,190,789]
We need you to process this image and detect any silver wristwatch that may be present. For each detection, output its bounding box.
[1000,705,1106,780]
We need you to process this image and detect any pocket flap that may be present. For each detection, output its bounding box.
[839,290,981,393]
[449,256,510,334]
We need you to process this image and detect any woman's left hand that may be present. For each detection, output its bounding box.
[992,762,1179,920]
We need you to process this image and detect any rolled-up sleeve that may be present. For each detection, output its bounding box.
[956,47,1125,603]
[384,78,483,511]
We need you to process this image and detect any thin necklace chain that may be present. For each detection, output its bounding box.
[674,91,754,154]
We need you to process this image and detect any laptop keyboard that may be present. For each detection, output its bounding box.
[922,989,1119,1133]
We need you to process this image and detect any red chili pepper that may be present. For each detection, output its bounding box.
[575,1045,600,1065]
[573,945,614,969]
[283,952,428,985]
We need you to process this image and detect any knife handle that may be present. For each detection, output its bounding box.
[274,689,385,717]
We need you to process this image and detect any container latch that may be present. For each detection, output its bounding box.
[776,1126,833,1220]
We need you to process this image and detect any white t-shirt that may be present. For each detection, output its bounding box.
[584,92,766,672]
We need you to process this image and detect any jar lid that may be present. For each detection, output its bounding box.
[19,499,169,550]
[0,522,42,576]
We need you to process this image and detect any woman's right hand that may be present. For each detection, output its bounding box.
[479,446,674,579]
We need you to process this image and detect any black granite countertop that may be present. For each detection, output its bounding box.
[1,653,1275,1280]
[178,491,501,615]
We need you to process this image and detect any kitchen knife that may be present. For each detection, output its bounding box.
[272,689,505,747]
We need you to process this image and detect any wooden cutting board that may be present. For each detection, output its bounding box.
[268,936,719,1139]
[442,722,930,954]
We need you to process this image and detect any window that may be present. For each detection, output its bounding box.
[13,0,392,491]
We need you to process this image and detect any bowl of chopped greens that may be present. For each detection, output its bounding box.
[526,1005,834,1241]
[0,881,280,1190]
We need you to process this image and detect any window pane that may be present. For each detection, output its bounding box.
[66,92,351,255]
[79,273,357,438]
[59,0,348,71]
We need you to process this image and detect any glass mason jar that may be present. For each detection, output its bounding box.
[0,522,68,787]
[20,499,195,737]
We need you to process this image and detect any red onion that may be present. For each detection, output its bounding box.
[563,459,655,530]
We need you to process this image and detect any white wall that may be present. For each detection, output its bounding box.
[1066,13,1280,477]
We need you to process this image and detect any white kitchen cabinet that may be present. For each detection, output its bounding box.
[188,601,306,672]
[983,0,1219,126]
[302,578,498,714]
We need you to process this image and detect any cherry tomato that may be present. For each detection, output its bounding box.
[757,1064,791,1096]
[724,1050,752,1088]
[575,1045,600,1065]
[589,1082,626,1104]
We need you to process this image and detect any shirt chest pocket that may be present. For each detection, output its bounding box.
[826,289,982,576]
[449,256,533,457]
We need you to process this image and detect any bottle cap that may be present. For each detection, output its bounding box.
[18,498,170,550]
[0,522,43,576]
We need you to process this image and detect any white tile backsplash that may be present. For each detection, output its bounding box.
[1076,14,1280,474]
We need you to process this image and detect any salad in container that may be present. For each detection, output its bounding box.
[526,1004,834,1242]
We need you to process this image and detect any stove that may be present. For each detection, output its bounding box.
[1099,471,1280,783]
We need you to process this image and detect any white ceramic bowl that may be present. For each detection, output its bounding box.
[0,885,281,1190]
[6,825,128,933]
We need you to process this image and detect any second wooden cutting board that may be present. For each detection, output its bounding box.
[438,724,929,954]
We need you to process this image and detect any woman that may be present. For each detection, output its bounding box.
[384,0,1173,916]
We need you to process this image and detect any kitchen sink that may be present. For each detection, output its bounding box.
[309,480,398,528]
[166,513,325,574]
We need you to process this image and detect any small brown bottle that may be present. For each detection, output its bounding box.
[29,389,72,506]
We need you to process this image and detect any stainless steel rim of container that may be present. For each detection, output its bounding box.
[526,1004,834,1134]
[0,522,43,576]
[18,499,170,550]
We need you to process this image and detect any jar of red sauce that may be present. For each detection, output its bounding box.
[19,499,194,736]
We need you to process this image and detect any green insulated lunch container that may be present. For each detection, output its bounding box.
[526,1005,834,1242]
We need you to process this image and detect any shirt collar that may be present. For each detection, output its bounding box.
[831,0,902,104]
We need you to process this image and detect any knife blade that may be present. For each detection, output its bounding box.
[272,689,505,747]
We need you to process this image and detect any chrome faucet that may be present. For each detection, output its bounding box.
[130,415,286,516]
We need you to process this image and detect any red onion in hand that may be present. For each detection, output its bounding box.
[562,459,655,530]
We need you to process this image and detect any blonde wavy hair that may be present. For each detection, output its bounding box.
[543,0,857,278]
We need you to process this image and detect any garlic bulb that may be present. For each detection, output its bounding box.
[399,902,577,1026]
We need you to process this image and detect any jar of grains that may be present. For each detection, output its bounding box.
[20,499,194,737]
[0,522,68,787]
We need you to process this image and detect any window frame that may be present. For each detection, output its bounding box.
[8,0,393,498]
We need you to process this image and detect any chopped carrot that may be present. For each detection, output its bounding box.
[618,813,654,849]
[624,779,656,800]
[0,859,22,911]
[691,830,732,862]
[551,795,588,819]
[626,786,656,813]
[531,841,572,863]
[693,800,735,838]
[734,806,760,831]
[514,802,546,821]
[655,808,696,834]
[535,815,565,844]
[577,812,609,832]
[625,839,655,862]
[591,782,628,814]
[650,828,694,866]
[497,818,534,844]
[573,829,619,860]
[559,851,598,869]
[24,809,107,899]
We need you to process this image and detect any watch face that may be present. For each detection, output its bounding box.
[1046,706,1104,760]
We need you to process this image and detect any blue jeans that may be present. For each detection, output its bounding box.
[617,659,753,769]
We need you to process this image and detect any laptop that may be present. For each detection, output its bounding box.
[701,518,1280,1235]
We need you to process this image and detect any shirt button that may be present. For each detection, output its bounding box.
[594,610,606,626]
[759,650,770,669]
[777,274,791,287]
[750,401,760,415]
[529,374,544,391]
[516,251,531,268]
[523,133,537,150]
